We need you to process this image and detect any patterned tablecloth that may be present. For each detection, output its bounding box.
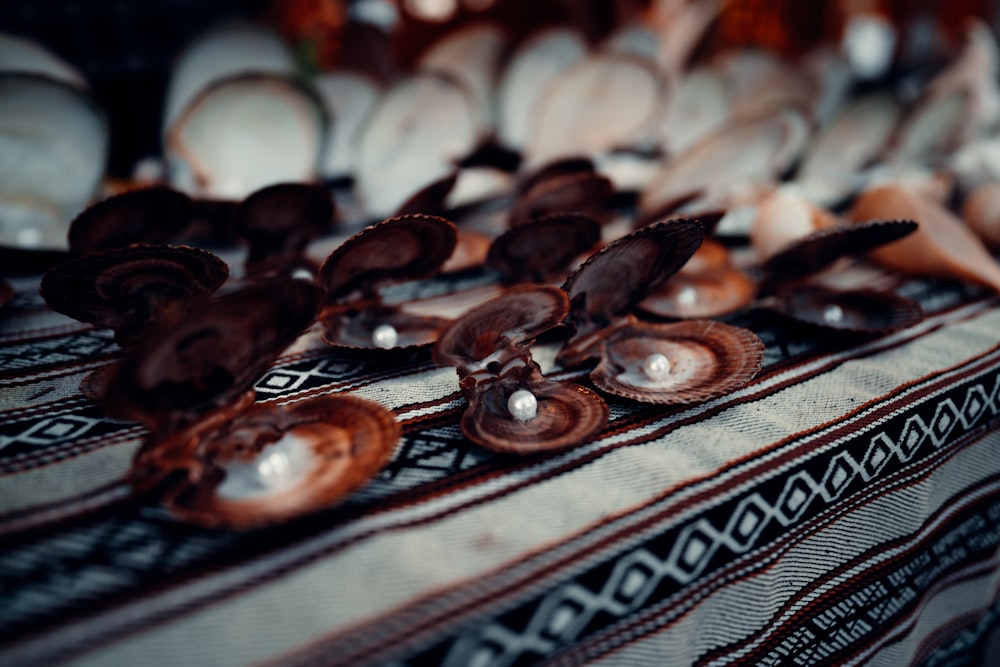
[2,261,1000,667]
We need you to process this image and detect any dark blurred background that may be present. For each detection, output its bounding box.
[3,0,998,177]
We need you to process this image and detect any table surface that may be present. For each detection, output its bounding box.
[2,259,1000,667]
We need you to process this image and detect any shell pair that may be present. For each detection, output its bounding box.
[99,279,399,530]
[558,218,766,405]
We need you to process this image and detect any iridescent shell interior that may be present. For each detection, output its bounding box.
[591,320,765,404]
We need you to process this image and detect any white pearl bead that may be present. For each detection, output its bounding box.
[372,323,399,349]
[507,389,538,421]
[642,353,671,381]
[823,304,845,324]
[256,449,291,486]
[291,267,314,281]
[677,286,699,307]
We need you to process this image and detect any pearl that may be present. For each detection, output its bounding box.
[256,449,291,485]
[372,323,399,349]
[291,267,314,281]
[677,286,699,307]
[642,353,671,381]
[823,304,845,324]
[507,389,538,421]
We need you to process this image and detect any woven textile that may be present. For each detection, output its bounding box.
[2,265,1000,666]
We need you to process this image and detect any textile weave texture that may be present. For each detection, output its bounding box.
[1,266,1000,667]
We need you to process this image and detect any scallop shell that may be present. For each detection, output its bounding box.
[559,218,704,365]
[591,320,764,404]
[516,156,595,197]
[759,219,918,289]
[102,278,319,434]
[433,285,569,371]
[749,187,842,263]
[131,394,398,529]
[460,363,608,455]
[509,170,614,226]
[320,303,450,360]
[67,187,194,256]
[638,269,757,320]
[231,182,335,275]
[39,244,229,346]
[487,213,601,283]
[772,285,923,334]
[318,214,458,304]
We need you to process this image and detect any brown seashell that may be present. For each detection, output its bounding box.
[131,394,399,529]
[559,218,704,366]
[441,229,492,274]
[433,286,608,454]
[433,285,569,372]
[590,320,764,404]
[516,156,595,197]
[510,171,614,227]
[230,182,335,276]
[760,219,918,289]
[639,269,757,320]
[771,285,923,334]
[39,244,229,346]
[849,182,1000,292]
[318,215,458,355]
[460,363,608,455]
[67,187,194,256]
[962,182,1000,250]
[318,214,458,304]
[393,172,459,218]
[487,213,601,283]
[102,278,319,435]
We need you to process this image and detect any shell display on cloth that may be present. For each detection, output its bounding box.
[434,285,608,454]
[100,278,399,529]
[318,214,458,356]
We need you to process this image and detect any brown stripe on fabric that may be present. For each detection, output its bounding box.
[548,432,1000,667]
[5,310,1000,665]
[272,411,1000,667]
[692,472,1000,666]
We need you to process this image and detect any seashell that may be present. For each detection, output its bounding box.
[495,28,589,151]
[312,71,382,180]
[433,285,569,371]
[559,218,704,366]
[657,67,731,157]
[434,285,608,454]
[590,320,764,404]
[640,109,809,220]
[487,213,601,283]
[230,182,335,276]
[523,52,666,166]
[604,23,660,63]
[849,182,1000,292]
[355,73,479,218]
[509,171,614,227]
[318,215,457,354]
[0,30,87,87]
[759,219,918,289]
[166,73,326,200]
[418,23,507,136]
[162,22,296,131]
[102,278,319,435]
[394,172,459,218]
[67,187,194,256]
[795,93,901,207]
[750,186,842,262]
[39,244,229,346]
[441,229,492,274]
[459,363,608,454]
[0,72,108,250]
[638,268,756,319]
[962,181,1000,250]
[772,285,923,334]
[131,394,399,529]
